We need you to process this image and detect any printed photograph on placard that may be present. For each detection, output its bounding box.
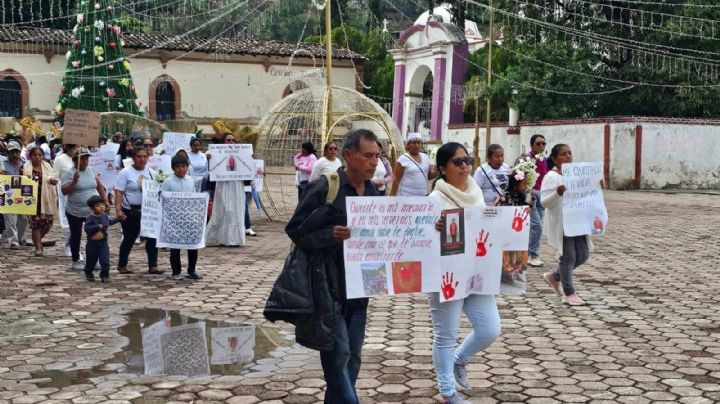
[391,261,422,294]
[11,176,21,189]
[440,208,465,256]
[360,262,388,296]
[465,273,484,294]
[21,185,33,197]
[500,250,528,295]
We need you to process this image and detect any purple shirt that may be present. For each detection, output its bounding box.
[529,151,548,191]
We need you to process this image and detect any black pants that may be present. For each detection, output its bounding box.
[66,213,86,262]
[170,249,198,275]
[85,238,110,278]
[118,207,157,269]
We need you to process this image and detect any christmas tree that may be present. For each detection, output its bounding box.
[54,0,143,128]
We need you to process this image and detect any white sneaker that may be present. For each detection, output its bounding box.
[528,257,544,267]
[64,244,72,257]
[71,260,85,271]
[245,228,257,236]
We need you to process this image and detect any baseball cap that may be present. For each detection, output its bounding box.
[72,147,91,159]
[6,141,21,151]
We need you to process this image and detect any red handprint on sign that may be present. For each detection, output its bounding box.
[441,272,458,300]
[475,229,492,257]
[511,207,530,232]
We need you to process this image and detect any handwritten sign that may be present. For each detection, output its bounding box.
[208,144,254,181]
[147,155,172,176]
[140,180,162,239]
[63,109,101,147]
[344,197,442,298]
[562,162,608,237]
[89,143,120,191]
[162,132,195,156]
[0,175,37,215]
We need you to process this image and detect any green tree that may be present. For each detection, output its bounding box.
[53,0,142,126]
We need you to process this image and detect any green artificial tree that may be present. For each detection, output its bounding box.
[53,0,143,127]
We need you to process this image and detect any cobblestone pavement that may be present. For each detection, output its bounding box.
[1,190,719,404]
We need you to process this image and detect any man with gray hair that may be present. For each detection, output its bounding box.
[281,129,380,403]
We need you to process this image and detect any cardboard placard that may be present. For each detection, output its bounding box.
[62,109,101,147]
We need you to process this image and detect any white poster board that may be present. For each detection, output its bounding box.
[56,183,69,229]
[140,180,162,239]
[147,155,172,176]
[162,132,195,156]
[561,162,608,237]
[208,144,254,181]
[210,326,255,365]
[344,197,442,298]
[141,317,171,375]
[157,192,209,249]
[254,159,265,192]
[438,206,530,301]
[89,143,120,191]
[159,322,210,376]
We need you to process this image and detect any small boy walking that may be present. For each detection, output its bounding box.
[84,195,119,283]
[162,155,203,281]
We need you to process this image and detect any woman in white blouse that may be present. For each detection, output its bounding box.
[390,133,436,196]
[188,137,208,191]
[309,141,342,181]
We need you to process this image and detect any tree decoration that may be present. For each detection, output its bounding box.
[66,51,72,60]
[54,0,143,127]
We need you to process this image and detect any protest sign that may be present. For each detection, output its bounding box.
[141,316,171,375]
[344,197,442,299]
[89,143,120,191]
[254,159,265,192]
[147,155,172,176]
[141,320,209,376]
[210,325,255,365]
[63,109,101,147]
[562,162,608,237]
[140,180,162,238]
[438,206,530,301]
[0,175,37,215]
[157,192,209,249]
[162,132,195,156]
[208,144,254,181]
[57,183,69,228]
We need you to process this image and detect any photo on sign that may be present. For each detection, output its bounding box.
[11,176,21,189]
[500,250,527,295]
[440,208,465,256]
[20,185,32,197]
[391,261,422,294]
[466,273,484,294]
[361,262,388,296]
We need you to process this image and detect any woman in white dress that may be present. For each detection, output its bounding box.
[309,141,342,181]
[205,134,245,246]
[390,132,436,196]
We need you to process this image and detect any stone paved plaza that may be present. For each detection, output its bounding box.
[1,190,719,404]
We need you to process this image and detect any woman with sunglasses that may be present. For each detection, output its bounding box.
[526,134,549,267]
[390,132,435,196]
[309,141,342,181]
[428,142,501,404]
[205,133,246,246]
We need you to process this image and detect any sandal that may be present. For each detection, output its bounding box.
[34,249,43,257]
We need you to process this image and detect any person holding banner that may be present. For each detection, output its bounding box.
[114,146,163,275]
[23,147,59,256]
[205,134,246,246]
[114,139,133,170]
[1,141,28,249]
[429,142,501,404]
[162,155,203,281]
[61,148,109,270]
[540,144,594,306]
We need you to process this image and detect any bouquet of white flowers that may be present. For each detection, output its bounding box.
[154,169,170,183]
[510,155,538,189]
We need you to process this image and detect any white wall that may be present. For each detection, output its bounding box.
[446,120,720,190]
[0,50,358,122]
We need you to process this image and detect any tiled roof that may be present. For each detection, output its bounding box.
[0,25,364,60]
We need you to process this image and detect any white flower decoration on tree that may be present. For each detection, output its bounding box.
[71,87,82,98]
[93,20,104,30]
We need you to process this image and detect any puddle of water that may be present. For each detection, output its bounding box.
[32,308,293,388]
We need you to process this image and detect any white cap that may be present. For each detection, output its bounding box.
[406,132,422,142]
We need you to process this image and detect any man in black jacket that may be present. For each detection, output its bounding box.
[285,129,380,404]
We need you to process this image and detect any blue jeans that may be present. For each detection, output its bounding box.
[85,238,110,278]
[319,305,367,404]
[244,192,251,229]
[529,189,545,258]
[428,293,501,397]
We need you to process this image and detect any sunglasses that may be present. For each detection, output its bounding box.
[535,142,546,146]
[143,143,153,148]
[328,147,338,151]
[450,157,472,167]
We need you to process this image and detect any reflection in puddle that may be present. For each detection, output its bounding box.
[32,308,293,388]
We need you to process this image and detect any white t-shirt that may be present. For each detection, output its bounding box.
[115,166,156,208]
[41,143,52,160]
[188,151,209,178]
[397,153,431,196]
[373,159,387,191]
[53,152,74,180]
[473,162,510,206]
[309,157,342,181]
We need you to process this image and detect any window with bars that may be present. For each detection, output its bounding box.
[0,76,22,118]
[155,81,176,121]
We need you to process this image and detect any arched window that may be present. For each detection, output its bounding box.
[155,81,175,121]
[0,76,22,118]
